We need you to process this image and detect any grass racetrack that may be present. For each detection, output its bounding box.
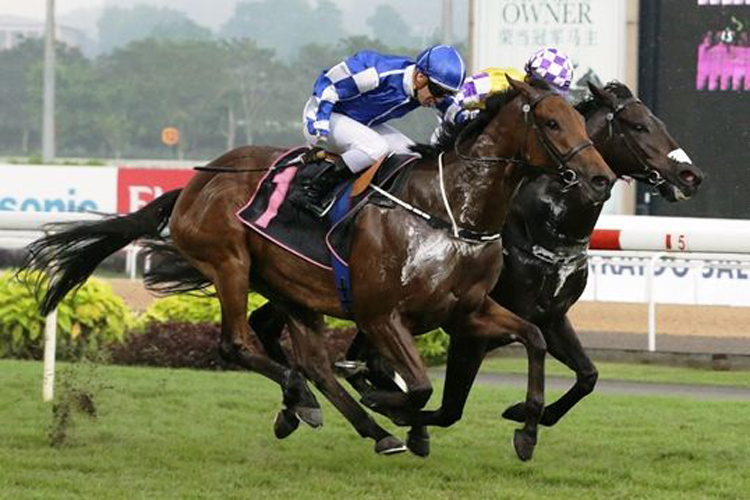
[1,360,749,499]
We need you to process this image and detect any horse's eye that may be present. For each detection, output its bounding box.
[546,119,559,130]
[632,123,648,132]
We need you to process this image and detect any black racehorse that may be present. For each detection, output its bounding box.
[227,81,705,455]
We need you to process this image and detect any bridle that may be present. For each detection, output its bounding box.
[453,91,595,191]
[598,97,666,188]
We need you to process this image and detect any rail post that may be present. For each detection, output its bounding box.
[42,307,58,401]
[645,252,667,352]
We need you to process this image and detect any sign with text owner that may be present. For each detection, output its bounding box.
[471,0,627,101]
[471,0,629,214]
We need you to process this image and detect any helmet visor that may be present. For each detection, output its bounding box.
[427,80,456,99]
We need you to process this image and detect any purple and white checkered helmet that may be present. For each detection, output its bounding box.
[524,46,574,94]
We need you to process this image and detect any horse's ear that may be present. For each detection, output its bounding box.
[506,75,538,99]
[588,81,615,107]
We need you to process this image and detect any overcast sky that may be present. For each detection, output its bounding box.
[0,0,104,20]
[0,0,462,41]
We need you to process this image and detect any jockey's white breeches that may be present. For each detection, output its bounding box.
[302,101,414,173]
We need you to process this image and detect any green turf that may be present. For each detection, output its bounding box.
[480,356,750,388]
[1,360,748,499]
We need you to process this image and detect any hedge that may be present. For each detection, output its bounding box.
[0,271,133,360]
[0,274,449,366]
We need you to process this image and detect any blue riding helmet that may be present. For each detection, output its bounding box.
[415,44,466,92]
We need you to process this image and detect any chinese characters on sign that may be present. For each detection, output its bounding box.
[473,0,627,99]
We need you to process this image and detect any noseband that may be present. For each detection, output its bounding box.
[454,92,594,190]
[600,97,666,188]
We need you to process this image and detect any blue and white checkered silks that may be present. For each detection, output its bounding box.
[415,44,466,92]
[524,46,574,93]
[305,50,422,141]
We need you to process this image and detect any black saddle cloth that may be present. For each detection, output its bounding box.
[237,147,417,269]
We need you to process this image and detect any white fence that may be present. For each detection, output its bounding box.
[585,251,750,351]
[0,211,143,279]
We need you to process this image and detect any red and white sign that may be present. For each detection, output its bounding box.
[117,168,195,213]
[591,215,750,253]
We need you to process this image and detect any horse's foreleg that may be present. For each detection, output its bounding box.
[356,317,433,415]
[395,334,487,458]
[283,307,407,455]
[409,334,488,427]
[503,315,597,427]
[451,298,546,462]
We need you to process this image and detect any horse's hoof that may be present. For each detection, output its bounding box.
[294,406,323,428]
[512,429,537,462]
[502,402,526,423]
[504,402,555,427]
[375,436,407,455]
[282,370,320,410]
[406,428,430,458]
[273,408,300,439]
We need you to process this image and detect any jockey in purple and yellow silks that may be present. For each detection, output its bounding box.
[434,47,575,142]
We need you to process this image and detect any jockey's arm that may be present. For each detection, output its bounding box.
[309,52,381,140]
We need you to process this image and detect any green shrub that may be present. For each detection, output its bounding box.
[415,329,450,365]
[137,291,268,326]
[0,271,133,360]
[135,291,447,365]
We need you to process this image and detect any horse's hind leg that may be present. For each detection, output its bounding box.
[503,314,597,427]
[248,301,289,366]
[283,306,407,455]
[209,260,322,430]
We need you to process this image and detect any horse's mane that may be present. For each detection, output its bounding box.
[412,79,551,159]
[574,81,634,118]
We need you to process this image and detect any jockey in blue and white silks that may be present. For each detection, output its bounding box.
[292,45,466,216]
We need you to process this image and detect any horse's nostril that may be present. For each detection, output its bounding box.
[680,169,699,186]
[592,175,611,191]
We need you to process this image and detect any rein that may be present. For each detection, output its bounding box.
[599,97,666,188]
[453,92,594,191]
[194,166,270,173]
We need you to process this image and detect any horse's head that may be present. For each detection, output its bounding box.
[584,82,704,202]
[502,77,615,205]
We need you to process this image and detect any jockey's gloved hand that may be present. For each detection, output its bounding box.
[302,146,328,164]
[313,128,329,146]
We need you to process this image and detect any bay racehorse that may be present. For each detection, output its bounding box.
[21,78,614,461]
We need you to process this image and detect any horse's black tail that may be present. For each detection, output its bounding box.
[141,240,213,296]
[20,189,182,315]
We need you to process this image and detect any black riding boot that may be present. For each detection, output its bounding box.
[292,158,353,217]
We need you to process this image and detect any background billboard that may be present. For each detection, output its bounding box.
[639,1,749,219]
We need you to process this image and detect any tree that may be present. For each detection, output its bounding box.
[95,39,231,158]
[221,0,346,59]
[222,39,291,146]
[97,5,213,54]
[366,5,418,50]
[0,39,104,157]
[149,17,213,42]
[0,39,42,154]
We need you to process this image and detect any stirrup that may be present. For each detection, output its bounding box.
[296,194,336,218]
[334,360,368,378]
